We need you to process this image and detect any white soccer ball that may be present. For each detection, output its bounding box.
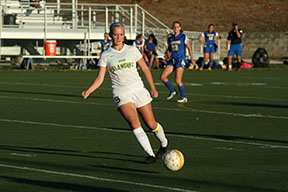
[163,149,184,171]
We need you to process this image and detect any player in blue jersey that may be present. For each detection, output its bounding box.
[98,33,111,54]
[133,34,149,67]
[145,34,159,69]
[226,22,243,71]
[160,21,196,103]
[198,24,220,71]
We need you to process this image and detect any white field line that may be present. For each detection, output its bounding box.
[0,80,287,101]
[0,95,287,120]
[0,164,197,192]
[1,80,288,90]
[1,118,288,149]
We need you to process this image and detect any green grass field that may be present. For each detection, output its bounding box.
[0,66,288,192]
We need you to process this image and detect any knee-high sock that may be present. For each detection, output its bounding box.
[152,123,168,147]
[164,80,176,92]
[201,59,206,68]
[209,60,213,68]
[178,85,186,98]
[133,127,155,157]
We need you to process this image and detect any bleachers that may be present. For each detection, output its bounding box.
[0,1,219,60]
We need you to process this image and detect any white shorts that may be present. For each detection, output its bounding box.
[113,87,152,109]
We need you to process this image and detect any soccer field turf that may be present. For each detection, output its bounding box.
[0,67,287,192]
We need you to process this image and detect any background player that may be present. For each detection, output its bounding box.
[133,34,149,67]
[82,23,168,164]
[198,24,220,71]
[98,32,111,55]
[226,22,243,71]
[160,21,196,103]
[144,34,159,69]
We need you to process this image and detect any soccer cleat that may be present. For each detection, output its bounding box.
[166,91,178,100]
[199,68,203,71]
[177,97,188,103]
[156,146,167,159]
[228,67,232,71]
[144,155,157,164]
[208,67,212,71]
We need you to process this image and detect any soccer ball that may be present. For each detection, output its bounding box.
[163,149,184,171]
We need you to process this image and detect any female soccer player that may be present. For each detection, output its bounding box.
[144,34,159,69]
[82,23,168,164]
[198,24,220,71]
[160,21,196,103]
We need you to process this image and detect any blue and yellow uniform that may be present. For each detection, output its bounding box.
[202,31,218,53]
[134,40,144,53]
[167,33,189,69]
[100,39,111,53]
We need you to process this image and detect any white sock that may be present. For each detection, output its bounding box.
[132,127,155,157]
[152,123,168,148]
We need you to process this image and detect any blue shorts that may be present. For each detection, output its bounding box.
[204,44,216,53]
[167,58,188,69]
[229,44,242,57]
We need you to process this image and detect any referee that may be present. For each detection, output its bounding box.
[225,22,243,71]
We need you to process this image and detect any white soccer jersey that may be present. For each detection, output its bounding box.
[98,44,144,95]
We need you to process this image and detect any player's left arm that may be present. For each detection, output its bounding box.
[214,32,220,44]
[137,58,158,98]
[186,40,195,65]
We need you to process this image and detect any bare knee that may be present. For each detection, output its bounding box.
[129,119,141,129]
[175,79,183,87]
[160,74,168,83]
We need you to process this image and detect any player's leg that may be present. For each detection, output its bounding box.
[119,102,155,163]
[175,66,187,103]
[208,52,214,70]
[228,45,235,71]
[200,52,209,70]
[154,54,159,69]
[137,103,168,159]
[236,44,243,68]
[161,65,178,100]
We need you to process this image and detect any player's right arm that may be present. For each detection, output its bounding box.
[226,40,230,50]
[82,66,106,99]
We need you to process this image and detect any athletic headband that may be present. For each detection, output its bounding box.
[109,22,125,34]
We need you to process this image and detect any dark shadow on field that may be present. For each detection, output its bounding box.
[90,165,159,174]
[0,89,110,99]
[166,131,288,145]
[0,176,128,192]
[208,101,288,109]
[167,177,288,192]
[0,145,145,164]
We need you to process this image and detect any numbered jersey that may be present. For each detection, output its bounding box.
[168,33,188,61]
[201,31,218,45]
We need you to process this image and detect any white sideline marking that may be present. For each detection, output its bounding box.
[1,118,288,149]
[10,153,35,157]
[214,147,244,152]
[0,95,287,120]
[1,80,287,102]
[0,164,197,192]
[1,80,288,90]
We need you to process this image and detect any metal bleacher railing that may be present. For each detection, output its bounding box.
[0,0,219,62]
